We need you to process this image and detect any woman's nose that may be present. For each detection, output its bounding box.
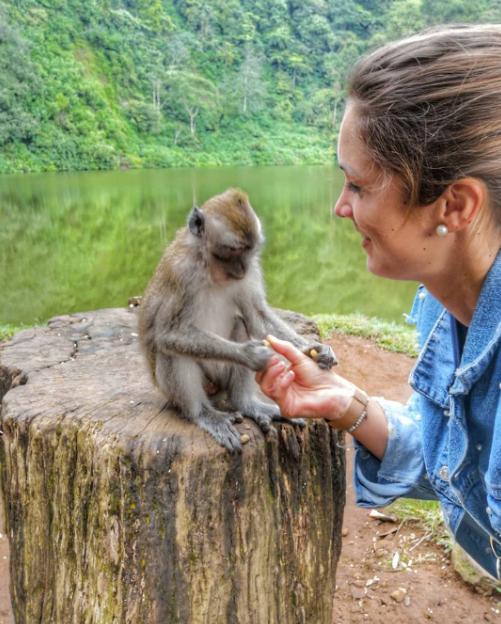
[333,197,353,219]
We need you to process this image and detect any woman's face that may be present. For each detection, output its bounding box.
[334,103,439,282]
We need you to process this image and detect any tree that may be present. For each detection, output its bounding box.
[0,9,41,146]
[175,0,215,40]
[234,47,266,115]
[298,87,339,131]
[164,69,220,138]
[327,0,380,40]
[370,0,425,44]
[164,30,200,72]
[421,0,490,24]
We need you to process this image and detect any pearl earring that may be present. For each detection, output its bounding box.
[436,224,449,237]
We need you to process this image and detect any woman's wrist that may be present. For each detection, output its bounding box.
[350,400,389,460]
[338,388,369,432]
[325,386,369,431]
[324,388,389,460]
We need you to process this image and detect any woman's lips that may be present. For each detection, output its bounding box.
[354,223,371,249]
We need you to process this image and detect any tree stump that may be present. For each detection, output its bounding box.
[0,308,345,624]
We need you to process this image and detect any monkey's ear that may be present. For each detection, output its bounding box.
[188,206,205,237]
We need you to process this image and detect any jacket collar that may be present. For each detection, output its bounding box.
[410,247,501,405]
[409,309,456,408]
[455,247,501,393]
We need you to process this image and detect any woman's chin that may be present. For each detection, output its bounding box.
[366,256,394,279]
[366,259,382,277]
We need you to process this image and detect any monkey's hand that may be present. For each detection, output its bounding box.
[303,343,338,370]
[242,340,274,371]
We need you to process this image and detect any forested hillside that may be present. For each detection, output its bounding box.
[2,0,501,173]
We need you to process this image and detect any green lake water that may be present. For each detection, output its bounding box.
[0,164,417,325]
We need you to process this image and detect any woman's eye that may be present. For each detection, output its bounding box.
[347,181,362,194]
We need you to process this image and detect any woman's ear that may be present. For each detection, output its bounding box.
[438,178,487,233]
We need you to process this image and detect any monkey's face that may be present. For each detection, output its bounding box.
[208,242,256,283]
[207,212,261,283]
[187,188,264,284]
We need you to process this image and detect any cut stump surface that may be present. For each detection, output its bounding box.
[0,308,345,624]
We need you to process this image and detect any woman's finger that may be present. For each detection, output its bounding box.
[255,355,282,384]
[278,370,295,387]
[265,335,308,366]
[259,360,288,394]
[267,369,295,401]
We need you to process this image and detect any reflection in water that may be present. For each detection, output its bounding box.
[0,165,416,325]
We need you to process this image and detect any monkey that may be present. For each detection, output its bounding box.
[138,188,337,452]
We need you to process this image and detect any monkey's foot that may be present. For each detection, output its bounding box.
[197,408,243,452]
[239,401,280,434]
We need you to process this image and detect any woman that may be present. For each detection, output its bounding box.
[256,24,501,580]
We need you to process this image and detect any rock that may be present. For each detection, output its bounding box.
[368,509,397,523]
[390,587,407,603]
[127,295,143,307]
[350,585,366,600]
[351,579,366,588]
[391,551,400,569]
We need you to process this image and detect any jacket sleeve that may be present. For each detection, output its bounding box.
[354,286,441,508]
[354,394,438,507]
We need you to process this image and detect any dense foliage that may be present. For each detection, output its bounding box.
[1,0,500,173]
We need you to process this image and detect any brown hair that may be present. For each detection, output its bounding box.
[348,24,501,224]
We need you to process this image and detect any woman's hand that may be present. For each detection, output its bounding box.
[255,335,356,423]
[257,335,390,458]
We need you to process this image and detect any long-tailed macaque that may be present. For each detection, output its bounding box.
[138,188,336,451]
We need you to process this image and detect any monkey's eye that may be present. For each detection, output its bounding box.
[224,243,253,254]
[212,252,231,263]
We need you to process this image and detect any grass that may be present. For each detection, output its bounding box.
[0,324,24,342]
[313,312,418,357]
[388,499,501,594]
[386,498,451,552]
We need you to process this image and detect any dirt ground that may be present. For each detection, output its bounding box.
[1,332,500,623]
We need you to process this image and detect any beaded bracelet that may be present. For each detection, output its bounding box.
[326,387,369,432]
[345,407,369,434]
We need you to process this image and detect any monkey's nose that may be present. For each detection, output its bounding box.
[227,261,246,280]
[228,270,246,280]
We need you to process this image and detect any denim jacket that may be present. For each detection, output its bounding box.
[354,248,501,579]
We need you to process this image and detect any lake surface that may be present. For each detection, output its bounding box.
[0,165,417,325]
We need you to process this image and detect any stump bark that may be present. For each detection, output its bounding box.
[0,308,345,624]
